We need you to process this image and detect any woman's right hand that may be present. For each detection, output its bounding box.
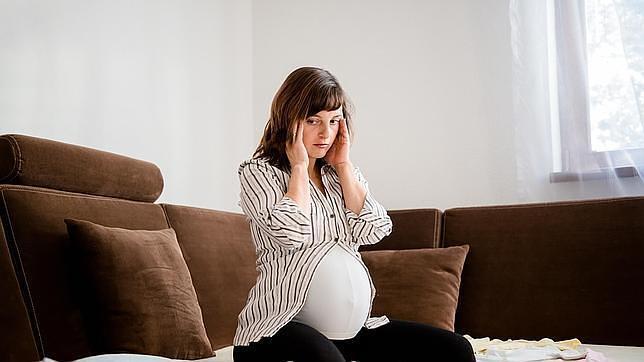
[286,120,309,169]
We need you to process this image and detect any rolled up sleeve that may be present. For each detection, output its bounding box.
[343,166,393,246]
[238,159,312,249]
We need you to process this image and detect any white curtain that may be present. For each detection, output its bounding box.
[510,0,644,202]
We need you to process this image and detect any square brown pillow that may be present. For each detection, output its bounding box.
[64,218,213,359]
[360,245,470,332]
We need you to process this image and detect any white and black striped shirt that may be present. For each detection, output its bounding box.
[233,157,394,346]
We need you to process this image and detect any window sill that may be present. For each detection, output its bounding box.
[549,166,640,183]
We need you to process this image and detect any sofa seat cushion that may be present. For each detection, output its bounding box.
[64,218,213,360]
[360,245,470,332]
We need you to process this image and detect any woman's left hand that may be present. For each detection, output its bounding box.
[324,118,351,167]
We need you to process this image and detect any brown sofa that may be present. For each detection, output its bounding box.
[1,133,643,362]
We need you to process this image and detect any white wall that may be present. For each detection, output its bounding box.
[0,0,254,211]
[252,0,518,210]
[252,0,644,210]
[2,0,641,213]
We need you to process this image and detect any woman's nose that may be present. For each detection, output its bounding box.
[319,125,332,137]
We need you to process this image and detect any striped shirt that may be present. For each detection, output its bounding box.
[233,157,394,346]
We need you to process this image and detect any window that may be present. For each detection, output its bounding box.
[586,0,644,153]
[549,0,643,181]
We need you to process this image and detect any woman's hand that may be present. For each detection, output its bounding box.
[324,118,351,167]
[286,120,309,169]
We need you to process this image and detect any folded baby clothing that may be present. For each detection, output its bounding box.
[464,335,611,362]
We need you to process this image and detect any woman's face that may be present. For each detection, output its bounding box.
[301,106,343,159]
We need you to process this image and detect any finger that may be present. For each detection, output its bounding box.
[342,119,349,138]
[336,126,344,142]
[297,120,304,141]
[292,122,298,144]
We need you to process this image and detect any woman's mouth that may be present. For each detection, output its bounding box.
[314,144,328,148]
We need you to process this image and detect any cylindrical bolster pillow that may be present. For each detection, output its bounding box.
[0,134,164,203]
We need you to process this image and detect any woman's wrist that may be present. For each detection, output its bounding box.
[291,163,309,175]
[334,161,356,187]
[332,161,353,172]
[286,164,311,215]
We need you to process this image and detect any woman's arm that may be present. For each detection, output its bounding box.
[238,160,312,249]
[335,162,393,246]
[335,161,367,215]
[284,163,311,215]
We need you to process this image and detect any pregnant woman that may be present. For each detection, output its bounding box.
[232,66,475,362]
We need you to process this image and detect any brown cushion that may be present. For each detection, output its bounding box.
[0,134,164,202]
[64,218,213,359]
[360,245,470,332]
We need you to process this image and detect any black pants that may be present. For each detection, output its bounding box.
[233,319,476,362]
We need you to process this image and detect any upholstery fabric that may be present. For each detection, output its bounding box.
[0,134,163,202]
[0,214,40,361]
[443,196,644,346]
[360,245,470,332]
[64,218,213,360]
[0,186,170,361]
[161,204,257,351]
[359,208,442,251]
[2,132,644,361]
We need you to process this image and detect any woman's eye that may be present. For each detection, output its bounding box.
[305,119,340,124]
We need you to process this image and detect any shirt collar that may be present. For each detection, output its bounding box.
[321,164,333,175]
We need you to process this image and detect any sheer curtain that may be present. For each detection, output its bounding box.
[510,0,644,202]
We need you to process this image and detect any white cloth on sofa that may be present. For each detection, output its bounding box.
[464,335,611,361]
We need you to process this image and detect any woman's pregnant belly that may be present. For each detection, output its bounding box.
[292,243,372,340]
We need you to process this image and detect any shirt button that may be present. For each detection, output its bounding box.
[330,214,335,218]
[334,237,339,242]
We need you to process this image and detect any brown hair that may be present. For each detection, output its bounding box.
[252,66,355,173]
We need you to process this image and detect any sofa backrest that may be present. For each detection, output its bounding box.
[443,197,644,346]
[160,204,258,351]
[7,133,642,356]
[1,185,170,361]
[0,212,40,361]
[157,204,441,352]
[360,208,443,251]
[0,134,173,361]
[0,134,443,361]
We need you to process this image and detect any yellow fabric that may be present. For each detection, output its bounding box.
[464,335,583,354]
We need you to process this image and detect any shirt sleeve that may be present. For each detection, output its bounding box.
[343,166,393,246]
[238,159,312,249]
